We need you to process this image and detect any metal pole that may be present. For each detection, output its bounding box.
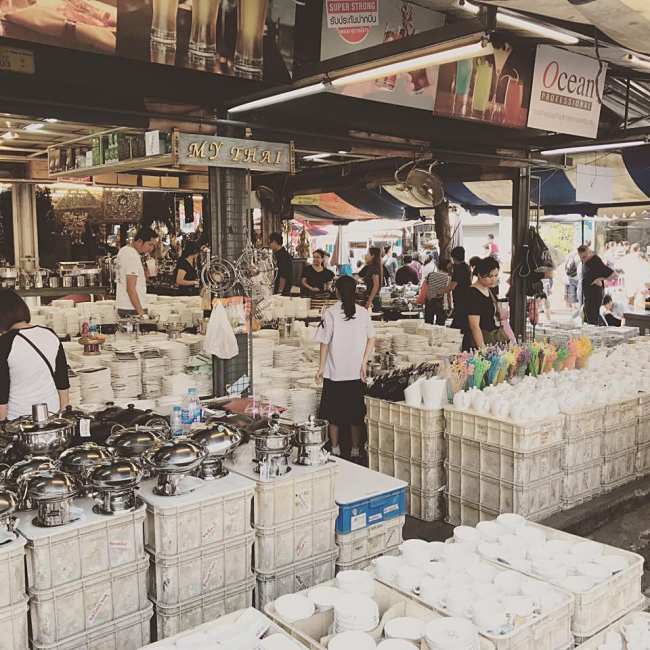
[510,167,531,341]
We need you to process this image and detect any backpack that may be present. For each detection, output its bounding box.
[528,227,554,274]
[565,258,578,278]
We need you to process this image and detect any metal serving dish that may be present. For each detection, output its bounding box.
[6,404,74,458]
[144,440,207,496]
[294,416,328,446]
[106,426,163,458]
[0,489,18,535]
[190,423,242,480]
[90,459,143,515]
[249,415,294,477]
[4,457,56,510]
[25,470,79,528]
[58,444,114,495]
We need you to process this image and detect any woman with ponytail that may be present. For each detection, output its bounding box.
[359,246,383,311]
[315,276,376,460]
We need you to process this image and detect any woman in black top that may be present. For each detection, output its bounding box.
[463,257,503,351]
[175,241,200,292]
[301,249,335,297]
[449,246,472,330]
[359,247,383,311]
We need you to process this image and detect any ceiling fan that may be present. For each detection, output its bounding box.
[394,160,445,207]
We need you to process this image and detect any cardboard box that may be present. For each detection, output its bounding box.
[141,175,161,188]
[181,174,208,191]
[27,160,49,180]
[94,173,118,185]
[117,173,138,186]
[160,176,180,189]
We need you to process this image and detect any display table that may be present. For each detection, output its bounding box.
[624,310,650,335]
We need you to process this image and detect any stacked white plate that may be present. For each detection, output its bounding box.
[255,330,280,344]
[162,373,197,398]
[78,366,114,403]
[51,299,75,310]
[330,632,376,650]
[63,309,80,337]
[424,618,480,650]
[273,594,314,623]
[48,309,68,338]
[155,395,180,416]
[260,388,289,410]
[179,334,203,355]
[272,345,304,370]
[336,570,375,597]
[334,595,379,634]
[140,352,168,398]
[287,389,319,422]
[158,341,190,373]
[68,369,82,406]
[110,354,142,399]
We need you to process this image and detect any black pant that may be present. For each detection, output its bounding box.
[425,298,446,325]
[604,313,621,327]
[583,285,603,325]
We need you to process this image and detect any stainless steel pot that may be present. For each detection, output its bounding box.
[6,404,74,458]
[90,459,143,515]
[76,274,86,288]
[249,415,294,477]
[62,275,73,288]
[25,470,78,527]
[48,275,60,289]
[144,440,207,496]
[294,416,328,446]
[190,423,242,480]
[58,443,114,495]
[0,489,18,535]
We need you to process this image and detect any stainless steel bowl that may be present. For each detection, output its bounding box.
[58,444,114,494]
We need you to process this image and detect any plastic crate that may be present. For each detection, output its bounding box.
[602,449,636,492]
[394,455,445,491]
[604,399,639,429]
[18,498,145,592]
[392,425,446,463]
[255,509,337,573]
[444,406,564,451]
[562,406,605,439]
[446,493,498,527]
[561,431,602,468]
[479,443,563,484]
[639,394,650,419]
[601,422,637,456]
[408,487,445,522]
[572,604,647,647]
[0,598,28,650]
[561,461,602,509]
[30,603,152,650]
[139,474,254,560]
[636,441,650,478]
[0,536,25,608]
[226,445,338,527]
[367,420,379,449]
[636,415,650,446]
[388,403,445,435]
[335,516,404,564]
[29,557,149,646]
[364,396,382,423]
[153,578,254,641]
[148,531,254,606]
[334,458,407,534]
[254,549,337,610]
[378,422,395,454]
[335,545,401,573]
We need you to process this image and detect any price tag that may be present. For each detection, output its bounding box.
[80,418,91,438]
[0,47,35,74]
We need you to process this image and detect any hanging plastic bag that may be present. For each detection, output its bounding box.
[203,303,239,359]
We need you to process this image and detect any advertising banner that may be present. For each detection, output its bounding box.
[0,0,296,81]
[527,45,606,138]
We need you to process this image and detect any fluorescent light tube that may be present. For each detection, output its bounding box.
[541,140,647,156]
[330,41,491,87]
[23,123,44,132]
[229,82,328,114]
[624,54,650,70]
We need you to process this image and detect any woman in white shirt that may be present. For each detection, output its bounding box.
[315,276,375,459]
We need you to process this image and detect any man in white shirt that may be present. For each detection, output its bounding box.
[115,226,158,317]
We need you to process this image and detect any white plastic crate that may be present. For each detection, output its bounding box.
[572,605,647,647]
[255,508,337,573]
[635,441,650,477]
[254,549,337,610]
[602,449,637,491]
[479,442,563,484]
[0,598,28,650]
[446,493,497,527]
[335,545,400,572]
[226,445,338,527]
[388,402,445,435]
[29,557,149,646]
[562,407,605,439]
[367,420,379,449]
[264,577,496,650]
[604,399,639,429]
[561,461,601,509]
[18,498,145,592]
[384,423,445,462]
[30,604,152,650]
[372,449,445,492]
[640,394,650,419]
[636,415,650,446]
[148,531,254,606]
[444,406,564,451]
[408,487,445,522]
[601,422,637,456]
[335,515,404,564]
[561,431,601,468]
[364,396,382,423]
[0,536,26,608]
[153,577,254,641]
[139,474,254,559]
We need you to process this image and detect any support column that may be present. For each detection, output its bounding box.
[510,167,530,341]
[12,183,38,270]
[208,166,251,397]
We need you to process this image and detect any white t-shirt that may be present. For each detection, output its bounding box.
[314,302,375,381]
[115,245,147,311]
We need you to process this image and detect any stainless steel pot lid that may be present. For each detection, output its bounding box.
[58,443,113,474]
[5,457,56,487]
[190,424,242,457]
[5,415,74,435]
[26,470,78,502]
[145,440,207,472]
[90,459,143,490]
[297,416,328,433]
[0,489,17,518]
[107,428,162,457]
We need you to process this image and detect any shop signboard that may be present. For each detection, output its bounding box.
[177,133,294,173]
[291,195,321,205]
[527,45,606,138]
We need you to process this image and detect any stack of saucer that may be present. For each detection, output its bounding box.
[424,618,480,650]
[333,595,379,634]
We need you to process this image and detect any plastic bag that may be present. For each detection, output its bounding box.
[203,303,239,359]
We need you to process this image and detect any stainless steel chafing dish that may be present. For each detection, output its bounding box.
[189,423,242,480]
[25,470,79,528]
[0,489,18,536]
[4,457,56,510]
[5,404,74,458]
[294,416,330,467]
[144,440,207,496]
[58,444,114,495]
[90,459,143,515]
[249,415,294,478]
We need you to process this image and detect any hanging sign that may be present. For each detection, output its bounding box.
[527,45,606,138]
[325,0,379,45]
[177,133,294,173]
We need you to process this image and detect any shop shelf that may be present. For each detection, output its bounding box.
[254,549,337,610]
[153,577,254,641]
[334,458,407,534]
[636,415,650,446]
[18,498,145,592]
[408,487,445,522]
[0,598,28,650]
[601,422,637,456]
[28,557,149,646]
[562,406,606,439]
[604,398,639,429]
[602,449,637,492]
[255,509,337,573]
[561,460,602,509]
[635,441,650,478]
[444,406,564,452]
[148,531,254,606]
[226,445,338,528]
[561,431,602,468]
[335,515,404,564]
[572,604,647,647]
[0,536,26,608]
[139,474,254,560]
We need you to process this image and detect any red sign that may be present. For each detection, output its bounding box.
[326,0,379,45]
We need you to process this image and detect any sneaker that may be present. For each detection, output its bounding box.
[350,447,360,458]
[331,446,341,457]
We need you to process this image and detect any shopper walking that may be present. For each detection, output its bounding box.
[269,232,294,296]
[359,247,383,311]
[315,276,375,460]
[417,258,450,325]
[383,246,398,284]
[578,245,614,325]
[300,249,334,297]
[115,226,158,317]
[0,289,70,421]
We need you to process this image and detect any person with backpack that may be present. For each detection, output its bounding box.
[564,253,579,309]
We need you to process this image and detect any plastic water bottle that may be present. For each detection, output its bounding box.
[170,406,183,438]
[181,388,202,433]
[188,387,202,424]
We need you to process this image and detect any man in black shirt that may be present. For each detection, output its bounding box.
[269,232,293,296]
[578,245,614,325]
[395,255,419,285]
[449,246,472,330]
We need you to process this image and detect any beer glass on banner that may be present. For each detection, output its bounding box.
[452,58,473,115]
[472,59,493,119]
[217,0,237,62]
[189,0,219,59]
[503,75,524,125]
[234,0,268,79]
[151,0,179,47]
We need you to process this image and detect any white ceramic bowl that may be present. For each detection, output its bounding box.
[384,616,425,641]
